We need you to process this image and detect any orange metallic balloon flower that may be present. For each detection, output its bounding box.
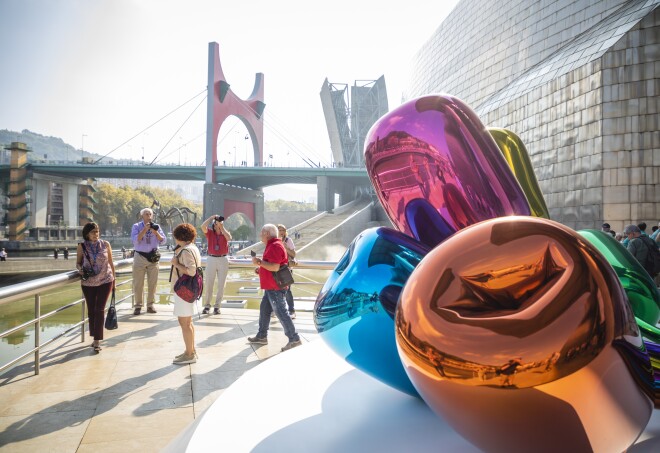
[396,216,653,453]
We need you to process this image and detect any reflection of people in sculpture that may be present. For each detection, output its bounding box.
[477,367,487,381]
[424,347,446,377]
[544,351,561,371]
[498,358,523,386]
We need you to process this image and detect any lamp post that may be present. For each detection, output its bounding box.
[81,134,87,162]
[244,134,249,166]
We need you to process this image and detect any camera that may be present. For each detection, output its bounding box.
[215,216,224,222]
[250,250,256,257]
[81,267,96,281]
[150,223,160,231]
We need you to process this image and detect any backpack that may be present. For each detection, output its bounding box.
[638,236,660,277]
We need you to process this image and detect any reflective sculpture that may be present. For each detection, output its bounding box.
[488,127,550,218]
[395,216,653,453]
[579,228,660,407]
[578,229,660,326]
[314,227,429,396]
[364,94,531,248]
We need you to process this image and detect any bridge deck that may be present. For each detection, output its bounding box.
[0,304,318,452]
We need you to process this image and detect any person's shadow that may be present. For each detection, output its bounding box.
[0,310,275,447]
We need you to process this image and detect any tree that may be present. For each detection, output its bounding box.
[94,184,202,235]
[231,225,253,241]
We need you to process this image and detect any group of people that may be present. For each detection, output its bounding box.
[603,221,660,280]
[76,206,301,365]
[53,247,69,259]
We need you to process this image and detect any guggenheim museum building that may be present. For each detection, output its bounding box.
[405,0,659,233]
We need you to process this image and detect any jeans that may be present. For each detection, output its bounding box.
[256,290,299,342]
[285,288,295,314]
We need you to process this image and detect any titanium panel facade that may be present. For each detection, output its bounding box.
[406,0,659,232]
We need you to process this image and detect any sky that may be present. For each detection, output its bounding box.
[0,0,459,201]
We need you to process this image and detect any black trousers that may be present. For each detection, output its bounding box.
[82,282,112,340]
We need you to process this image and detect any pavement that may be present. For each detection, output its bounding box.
[0,303,319,452]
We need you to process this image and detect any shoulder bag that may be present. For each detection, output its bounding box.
[273,263,294,289]
[173,248,204,303]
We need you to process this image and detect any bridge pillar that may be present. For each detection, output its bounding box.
[317,176,364,212]
[205,42,265,184]
[203,184,264,242]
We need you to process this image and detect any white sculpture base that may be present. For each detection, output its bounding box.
[165,340,660,452]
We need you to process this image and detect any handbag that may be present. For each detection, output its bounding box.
[173,248,204,303]
[273,264,294,289]
[105,288,118,330]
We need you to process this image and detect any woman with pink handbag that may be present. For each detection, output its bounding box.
[170,223,202,365]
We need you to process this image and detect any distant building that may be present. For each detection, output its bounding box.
[320,76,388,168]
[406,0,659,231]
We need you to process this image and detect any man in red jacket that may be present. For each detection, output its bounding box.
[248,224,302,352]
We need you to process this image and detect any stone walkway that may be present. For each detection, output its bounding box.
[0,304,319,452]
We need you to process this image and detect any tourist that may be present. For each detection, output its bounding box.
[200,214,232,315]
[624,224,658,278]
[0,248,7,261]
[248,224,302,352]
[130,208,166,315]
[170,223,201,365]
[53,248,59,259]
[63,247,69,260]
[277,224,296,318]
[76,222,116,353]
[121,246,126,259]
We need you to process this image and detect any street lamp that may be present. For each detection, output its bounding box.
[81,134,87,162]
[244,134,249,166]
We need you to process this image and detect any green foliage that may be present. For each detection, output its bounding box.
[231,224,253,241]
[265,199,316,212]
[94,183,202,235]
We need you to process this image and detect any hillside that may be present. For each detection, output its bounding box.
[0,129,103,162]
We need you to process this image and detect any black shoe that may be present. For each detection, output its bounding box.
[213,307,221,315]
[133,307,141,315]
[147,306,157,314]
[202,307,210,314]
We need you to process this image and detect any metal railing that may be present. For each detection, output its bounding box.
[0,256,336,377]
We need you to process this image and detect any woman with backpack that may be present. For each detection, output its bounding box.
[170,223,202,365]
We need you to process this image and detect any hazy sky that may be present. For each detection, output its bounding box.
[0,0,459,198]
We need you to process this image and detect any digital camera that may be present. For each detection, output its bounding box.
[150,222,160,231]
[81,267,96,281]
[215,216,224,222]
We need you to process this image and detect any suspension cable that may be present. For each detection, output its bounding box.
[149,95,207,165]
[94,89,207,164]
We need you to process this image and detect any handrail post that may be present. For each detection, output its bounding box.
[81,295,86,343]
[34,294,40,375]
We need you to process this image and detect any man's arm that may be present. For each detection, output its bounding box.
[200,216,215,232]
[131,223,142,247]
